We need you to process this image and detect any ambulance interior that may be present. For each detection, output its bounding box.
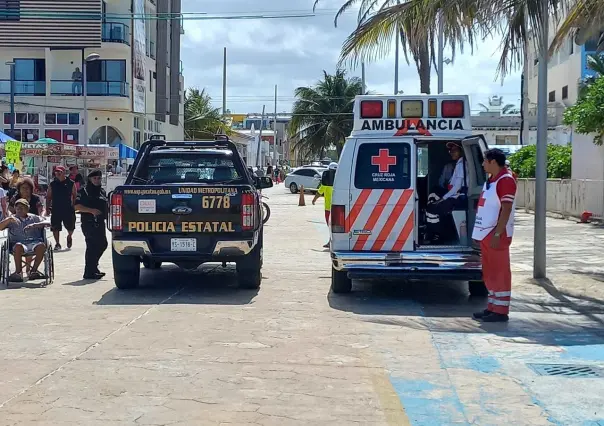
[415,139,486,248]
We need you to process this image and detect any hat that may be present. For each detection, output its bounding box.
[328,162,338,170]
[55,165,66,172]
[15,198,30,208]
[505,159,510,166]
[87,168,102,178]
[446,141,462,150]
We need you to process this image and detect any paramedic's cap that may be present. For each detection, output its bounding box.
[446,141,462,150]
[328,162,338,170]
[15,198,29,208]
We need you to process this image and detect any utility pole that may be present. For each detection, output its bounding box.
[361,62,366,94]
[394,28,399,94]
[521,9,529,146]
[437,11,444,94]
[272,84,278,166]
[255,105,266,167]
[222,47,227,116]
[534,1,548,278]
[5,61,15,137]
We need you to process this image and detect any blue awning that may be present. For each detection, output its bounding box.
[118,143,138,159]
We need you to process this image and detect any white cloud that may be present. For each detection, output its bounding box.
[180,0,522,114]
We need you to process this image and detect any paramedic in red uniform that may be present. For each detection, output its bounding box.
[472,148,516,323]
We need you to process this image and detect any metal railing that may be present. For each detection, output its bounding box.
[50,80,129,97]
[0,80,46,96]
[102,22,130,45]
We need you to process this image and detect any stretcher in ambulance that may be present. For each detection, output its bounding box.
[329,95,489,294]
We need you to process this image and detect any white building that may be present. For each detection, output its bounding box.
[0,0,184,150]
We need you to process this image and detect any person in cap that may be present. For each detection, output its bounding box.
[425,141,469,242]
[0,198,51,282]
[46,165,77,250]
[74,169,109,280]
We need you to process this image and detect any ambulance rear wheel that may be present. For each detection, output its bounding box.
[331,267,352,294]
[469,280,488,297]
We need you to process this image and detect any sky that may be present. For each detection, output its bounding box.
[180,0,522,115]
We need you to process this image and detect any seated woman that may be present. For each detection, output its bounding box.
[9,177,43,216]
[0,199,51,282]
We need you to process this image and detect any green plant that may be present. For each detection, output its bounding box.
[564,76,604,144]
[508,144,572,179]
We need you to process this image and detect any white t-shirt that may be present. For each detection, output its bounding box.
[443,158,468,200]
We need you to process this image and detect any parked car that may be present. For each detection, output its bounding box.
[284,167,326,193]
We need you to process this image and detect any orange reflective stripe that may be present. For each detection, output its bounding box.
[346,189,371,232]
[370,189,413,251]
[392,211,415,251]
[353,189,393,251]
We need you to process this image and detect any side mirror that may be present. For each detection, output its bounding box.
[254,176,273,189]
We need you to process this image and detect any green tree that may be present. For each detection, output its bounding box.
[288,70,363,158]
[578,54,604,98]
[508,144,572,179]
[184,88,228,140]
[563,75,604,144]
[315,0,488,94]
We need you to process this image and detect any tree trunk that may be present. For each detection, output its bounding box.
[418,40,431,95]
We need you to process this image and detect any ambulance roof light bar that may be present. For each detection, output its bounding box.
[441,100,464,118]
[360,100,383,118]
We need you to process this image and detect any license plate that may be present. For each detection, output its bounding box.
[170,238,196,252]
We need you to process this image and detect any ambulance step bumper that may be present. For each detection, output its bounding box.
[331,251,482,281]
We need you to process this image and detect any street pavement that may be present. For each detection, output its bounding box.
[0,185,603,425]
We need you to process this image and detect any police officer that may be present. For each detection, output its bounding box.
[74,169,108,280]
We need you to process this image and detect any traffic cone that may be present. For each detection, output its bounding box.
[298,185,306,206]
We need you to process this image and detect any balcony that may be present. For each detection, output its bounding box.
[0,80,46,96]
[50,81,129,97]
[102,22,130,45]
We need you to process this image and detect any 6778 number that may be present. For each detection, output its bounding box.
[202,195,231,209]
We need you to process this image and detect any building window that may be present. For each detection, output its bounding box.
[44,129,79,144]
[133,130,141,149]
[548,91,555,102]
[134,116,140,129]
[4,112,39,125]
[562,85,569,100]
[0,0,20,21]
[45,113,79,125]
[149,70,153,92]
[4,128,38,142]
[12,59,45,95]
[85,59,128,96]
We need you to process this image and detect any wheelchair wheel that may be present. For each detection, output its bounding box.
[44,245,54,287]
[0,242,8,286]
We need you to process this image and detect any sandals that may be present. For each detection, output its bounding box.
[28,270,47,280]
[8,272,23,283]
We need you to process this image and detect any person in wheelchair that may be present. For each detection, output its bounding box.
[0,198,50,282]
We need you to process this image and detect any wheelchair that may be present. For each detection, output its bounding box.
[0,230,54,287]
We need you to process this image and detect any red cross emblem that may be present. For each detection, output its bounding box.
[371,149,397,173]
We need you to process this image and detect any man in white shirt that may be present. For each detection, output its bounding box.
[425,141,469,241]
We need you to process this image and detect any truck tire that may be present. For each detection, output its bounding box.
[237,233,263,290]
[112,249,141,289]
[469,280,488,297]
[331,267,352,294]
[142,258,162,269]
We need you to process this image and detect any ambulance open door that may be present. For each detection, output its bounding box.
[461,135,488,242]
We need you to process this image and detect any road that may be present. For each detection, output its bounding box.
[1,185,603,425]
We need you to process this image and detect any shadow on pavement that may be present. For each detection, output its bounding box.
[328,278,604,347]
[95,264,259,306]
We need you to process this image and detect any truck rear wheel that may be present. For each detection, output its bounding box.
[331,267,352,294]
[112,249,141,289]
[469,280,488,297]
[237,233,263,290]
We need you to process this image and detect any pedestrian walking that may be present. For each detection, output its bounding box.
[69,165,85,192]
[472,149,517,323]
[46,165,77,250]
[74,169,108,280]
[312,162,337,248]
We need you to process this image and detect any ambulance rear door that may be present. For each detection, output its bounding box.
[461,135,488,239]
[348,138,415,252]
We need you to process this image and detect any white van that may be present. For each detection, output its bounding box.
[329,95,489,295]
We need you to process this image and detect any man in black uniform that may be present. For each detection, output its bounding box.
[46,165,77,250]
[74,169,108,280]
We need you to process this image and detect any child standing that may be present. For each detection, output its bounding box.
[312,162,337,248]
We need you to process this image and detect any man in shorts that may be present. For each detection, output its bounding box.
[46,165,77,250]
[0,198,50,282]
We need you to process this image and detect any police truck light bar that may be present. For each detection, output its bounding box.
[441,100,464,118]
[360,100,383,118]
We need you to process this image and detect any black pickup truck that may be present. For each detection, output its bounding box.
[108,135,273,290]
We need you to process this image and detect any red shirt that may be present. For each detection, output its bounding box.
[489,168,517,204]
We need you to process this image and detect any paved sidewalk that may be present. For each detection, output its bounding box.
[0,186,602,425]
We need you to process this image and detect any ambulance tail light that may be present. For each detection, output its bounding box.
[360,100,383,118]
[441,100,464,118]
[428,99,438,117]
[110,193,123,231]
[241,192,256,230]
[331,205,346,233]
[387,100,396,118]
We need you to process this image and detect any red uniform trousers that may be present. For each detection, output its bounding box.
[480,230,512,315]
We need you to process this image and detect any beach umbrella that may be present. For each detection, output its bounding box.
[35,138,59,144]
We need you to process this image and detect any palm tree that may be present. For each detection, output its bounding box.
[551,0,604,54]
[184,88,228,140]
[288,70,363,158]
[319,0,489,94]
[579,53,604,97]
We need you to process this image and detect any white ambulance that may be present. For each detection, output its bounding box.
[330,94,489,295]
